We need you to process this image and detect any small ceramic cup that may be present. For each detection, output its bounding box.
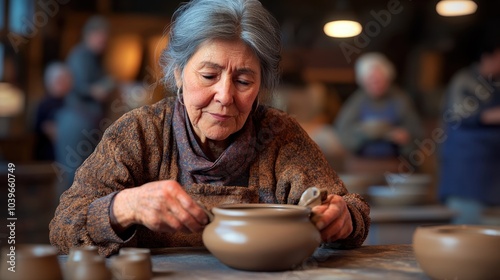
[69,255,111,280]
[0,244,63,280]
[110,254,152,280]
[119,247,152,272]
[65,246,99,278]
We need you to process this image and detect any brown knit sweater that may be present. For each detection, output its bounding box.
[49,97,370,256]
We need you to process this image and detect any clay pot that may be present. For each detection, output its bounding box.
[70,255,111,280]
[119,247,152,272]
[65,246,99,279]
[0,244,63,280]
[110,254,152,280]
[202,204,321,271]
[413,225,500,280]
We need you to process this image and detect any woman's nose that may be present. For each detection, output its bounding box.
[214,77,234,106]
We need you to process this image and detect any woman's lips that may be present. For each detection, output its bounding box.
[209,113,232,122]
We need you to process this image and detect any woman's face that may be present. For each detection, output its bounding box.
[177,39,261,143]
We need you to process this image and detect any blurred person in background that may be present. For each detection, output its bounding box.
[287,82,346,171]
[55,16,114,194]
[439,35,500,224]
[33,62,72,161]
[335,53,422,169]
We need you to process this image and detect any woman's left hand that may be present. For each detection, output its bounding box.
[311,194,353,243]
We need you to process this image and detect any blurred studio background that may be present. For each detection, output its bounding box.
[1,0,500,245]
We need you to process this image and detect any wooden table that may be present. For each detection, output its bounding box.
[59,245,430,279]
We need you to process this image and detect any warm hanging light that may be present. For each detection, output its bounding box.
[324,0,362,38]
[436,0,477,17]
[0,83,24,117]
[324,20,362,38]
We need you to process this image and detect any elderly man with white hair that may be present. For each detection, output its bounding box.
[33,62,73,161]
[335,52,422,162]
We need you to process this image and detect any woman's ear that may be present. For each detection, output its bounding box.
[174,67,182,89]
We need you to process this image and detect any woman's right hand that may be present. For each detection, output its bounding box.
[386,127,410,145]
[112,180,209,233]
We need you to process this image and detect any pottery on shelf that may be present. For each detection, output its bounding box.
[413,225,500,280]
[202,203,321,271]
[338,173,385,196]
[367,185,428,207]
[0,244,63,280]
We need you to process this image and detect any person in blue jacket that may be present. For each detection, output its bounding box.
[439,37,500,224]
[55,16,114,195]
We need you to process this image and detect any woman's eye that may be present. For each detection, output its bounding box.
[237,79,251,86]
[202,74,216,80]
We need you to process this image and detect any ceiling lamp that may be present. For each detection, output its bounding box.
[0,83,24,117]
[324,0,362,38]
[436,0,477,17]
[324,20,362,38]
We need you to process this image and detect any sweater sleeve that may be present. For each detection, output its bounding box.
[49,103,166,256]
[270,111,370,248]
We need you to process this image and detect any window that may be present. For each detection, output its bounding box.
[8,0,34,36]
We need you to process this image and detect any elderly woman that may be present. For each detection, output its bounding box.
[49,0,370,256]
[335,53,422,160]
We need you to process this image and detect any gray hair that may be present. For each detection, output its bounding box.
[44,62,71,86]
[161,0,281,96]
[355,52,395,86]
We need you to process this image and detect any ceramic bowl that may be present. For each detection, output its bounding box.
[360,119,392,139]
[367,185,427,207]
[0,244,63,280]
[202,204,321,271]
[385,173,431,191]
[413,225,500,280]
